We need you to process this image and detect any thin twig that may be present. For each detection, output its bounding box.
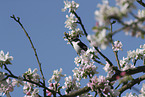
[110,21,121,70]
[114,52,121,70]
[10,15,46,96]
[95,47,120,73]
[72,11,88,37]
[92,57,105,66]
[130,12,139,19]
[4,64,14,76]
[136,0,145,7]
[64,32,73,47]
[107,14,145,37]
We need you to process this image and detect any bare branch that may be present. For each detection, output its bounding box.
[10,15,46,96]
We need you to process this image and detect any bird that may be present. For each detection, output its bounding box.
[71,38,88,55]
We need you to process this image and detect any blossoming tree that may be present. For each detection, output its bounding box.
[0,0,145,97]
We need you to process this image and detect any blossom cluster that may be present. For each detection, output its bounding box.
[124,19,145,38]
[87,0,145,50]
[1,0,145,96]
[138,9,145,18]
[48,68,66,83]
[112,40,123,52]
[95,0,135,26]
[0,73,24,97]
[62,76,80,94]
[87,75,120,96]
[123,8,145,37]
[47,68,66,96]
[139,83,145,97]
[103,61,114,78]
[0,51,16,97]
[23,68,41,84]
[0,72,14,96]
[62,0,79,13]
[0,50,13,66]
[62,0,83,42]
[46,82,60,96]
[73,48,98,81]
[23,82,39,97]
[0,63,41,97]
[87,29,109,50]
[62,76,93,97]
[22,68,42,97]
[120,44,145,71]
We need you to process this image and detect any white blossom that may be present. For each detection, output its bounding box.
[124,19,145,37]
[87,29,108,50]
[112,41,123,51]
[73,49,98,81]
[139,83,145,96]
[0,50,13,65]
[62,0,79,12]
[138,9,145,18]
[116,0,135,11]
[63,76,80,94]
[0,77,15,97]
[120,44,145,71]
[87,75,119,96]
[23,82,39,97]
[94,0,134,26]
[23,68,41,83]
[48,68,66,83]
[103,61,111,72]
[65,13,77,30]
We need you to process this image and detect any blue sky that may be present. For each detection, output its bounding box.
[0,0,145,96]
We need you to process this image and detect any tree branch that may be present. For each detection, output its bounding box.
[136,0,145,7]
[62,86,91,97]
[110,66,145,82]
[110,21,121,70]
[2,64,56,95]
[72,11,88,37]
[118,74,145,94]
[107,14,145,37]
[10,14,46,96]
[60,65,145,97]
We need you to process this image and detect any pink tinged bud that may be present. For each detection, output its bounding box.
[116,75,120,80]
[87,82,93,90]
[49,83,53,87]
[46,90,49,93]
[96,22,99,27]
[47,92,52,96]
[120,71,126,76]
[6,85,14,92]
[26,92,31,95]
[103,87,109,94]
[46,90,52,96]
[57,83,60,87]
